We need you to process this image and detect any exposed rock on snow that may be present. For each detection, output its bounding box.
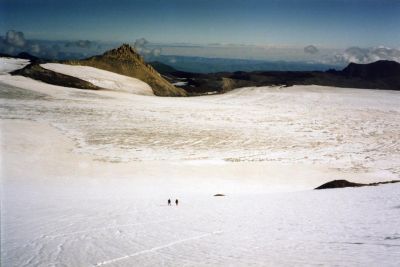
[315,179,400,189]
[315,179,364,189]
[12,63,103,90]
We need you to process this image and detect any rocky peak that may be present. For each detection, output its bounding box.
[102,44,143,62]
[68,43,187,96]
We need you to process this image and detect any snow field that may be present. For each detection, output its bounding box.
[2,179,400,266]
[1,57,400,266]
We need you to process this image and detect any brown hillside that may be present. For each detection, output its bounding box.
[67,44,187,96]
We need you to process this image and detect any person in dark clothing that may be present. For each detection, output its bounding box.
[175,199,179,206]
[168,199,171,206]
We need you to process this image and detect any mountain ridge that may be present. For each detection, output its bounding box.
[4,49,400,96]
[156,60,400,94]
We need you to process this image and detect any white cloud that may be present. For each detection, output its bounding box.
[151,48,161,57]
[133,38,162,57]
[5,30,26,47]
[133,38,149,53]
[134,38,148,48]
[332,46,400,64]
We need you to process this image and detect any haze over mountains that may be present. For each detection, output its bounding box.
[149,55,340,73]
[2,29,400,73]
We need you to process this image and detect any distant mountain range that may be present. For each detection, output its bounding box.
[148,55,341,73]
[151,60,400,94]
[5,45,400,96]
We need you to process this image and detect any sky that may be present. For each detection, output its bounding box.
[1,0,399,47]
[0,0,399,65]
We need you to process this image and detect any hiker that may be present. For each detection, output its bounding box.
[168,199,171,206]
[175,199,179,206]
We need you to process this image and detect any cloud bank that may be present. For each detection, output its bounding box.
[0,30,111,59]
[1,30,400,67]
[0,31,163,60]
[333,46,400,64]
[318,46,400,66]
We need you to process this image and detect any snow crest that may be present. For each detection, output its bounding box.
[41,63,154,95]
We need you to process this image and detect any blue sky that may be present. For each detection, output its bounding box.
[1,0,399,47]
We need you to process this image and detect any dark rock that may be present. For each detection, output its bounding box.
[368,180,400,186]
[17,52,40,62]
[315,180,365,189]
[342,60,400,79]
[214,194,225,197]
[0,52,12,57]
[315,179,400,190]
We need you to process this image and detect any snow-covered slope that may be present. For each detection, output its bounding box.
[2,120,400,267]
[41,63,154,95]
[0,57,29,74]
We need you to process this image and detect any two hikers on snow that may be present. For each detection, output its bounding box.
[168,199,178,206]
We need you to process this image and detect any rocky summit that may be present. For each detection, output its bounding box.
[67,44,187,97]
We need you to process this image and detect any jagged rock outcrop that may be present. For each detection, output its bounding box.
[67,44,187,96]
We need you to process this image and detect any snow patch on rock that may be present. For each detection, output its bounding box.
[41,63,154,95]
